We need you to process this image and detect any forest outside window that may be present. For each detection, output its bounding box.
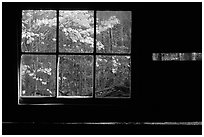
[19,10,131,102]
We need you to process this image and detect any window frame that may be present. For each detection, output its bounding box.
[19,9,132,105]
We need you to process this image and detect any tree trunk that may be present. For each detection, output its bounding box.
[79,70,82,96]
[105,31,109,53]
[101,33,104,52]
[109,28,112,53]
[121,25,124,46]
[84,67,87,95]
[101,69,105,90]
[98,71,100,91]
[35,56,38,96]
[61,66,64,95]
[79,65,83,95]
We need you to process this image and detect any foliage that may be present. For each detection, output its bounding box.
[96,11,131,53]
[21,55,56,96]
[22,10,57,52]
[59,10,94,53]
[21,10,131,97]
[95,56,131,97]
[58,55,93,96]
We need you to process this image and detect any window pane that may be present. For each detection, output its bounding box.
[96,11,131,53]
[152,53,202,61]
[21,10,57,52]
[59,10,94,53]
[58,55,93,97]
[20,55,56,96]
[96,55,131,98]
[192,53,202,60]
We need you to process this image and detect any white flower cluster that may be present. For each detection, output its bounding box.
[32,75,47,85]
[96,41,104,50]
[22,90,26,95]
[37,67,52,75]
[36,18,57,27]
[112,68,117,73]
[22,31,39,44]
[46,89,52,94]
[79,29,91,37]
[21,65,30,75]
[22,31,39,38]
[62,27,82,43]
[31,75,48,85]
[126,56,130,59]
[22,64,53,85]
[112,59,118,67]
[62,77,67,80]
[62,10,92,28]
[63,27,94,47]
[28,73,35,76]
[97,16,120,33]
[96,57,104,67]
[80,37,94,47]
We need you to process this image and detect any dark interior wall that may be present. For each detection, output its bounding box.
[2,2,202,134]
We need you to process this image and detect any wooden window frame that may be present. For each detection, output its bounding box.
[19,9,132,105]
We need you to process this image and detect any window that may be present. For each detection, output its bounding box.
[152,53,202,61]
[19,10,131,104]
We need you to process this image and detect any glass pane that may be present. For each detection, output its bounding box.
[152,53,202,61]
[58,55,93,97]
[20,55,56,97]
[96,11,131,53]
[21,10,57,52]
[59,10,94,53]
[96,55,131,98]
[192,52,202,60]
